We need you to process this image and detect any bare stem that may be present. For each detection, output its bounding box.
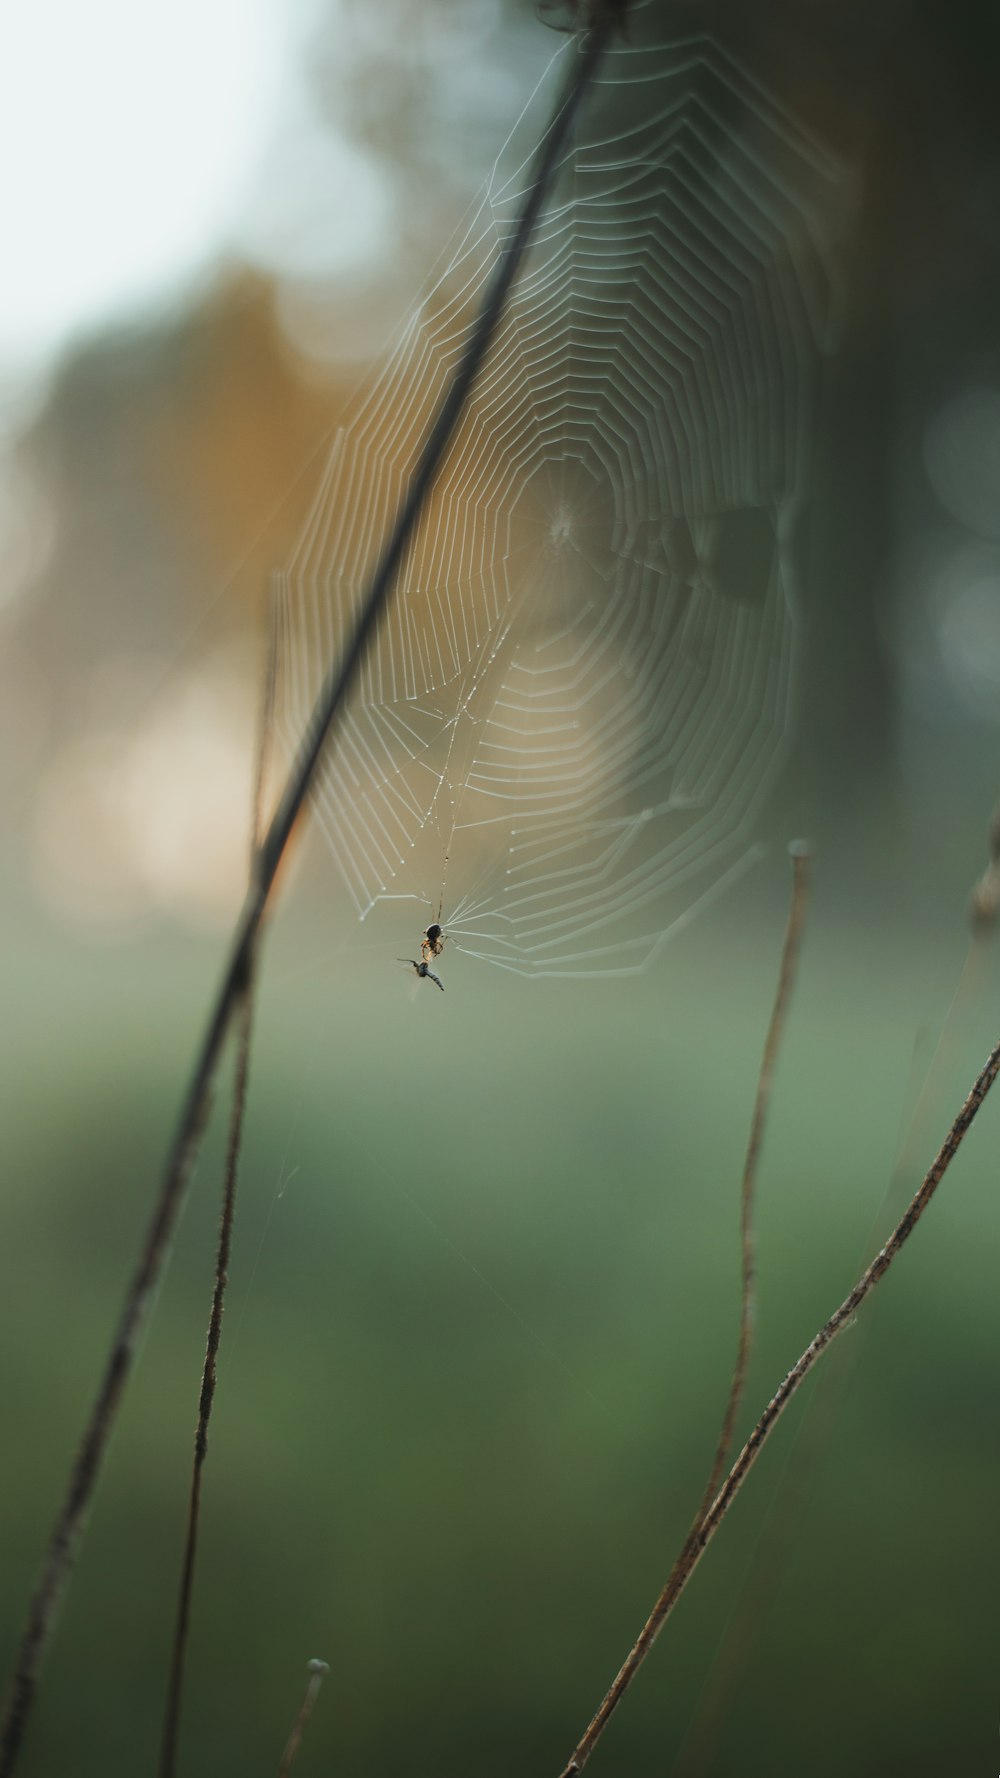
[615,843,809,1778]
[0,26,618,1775]
[674,829,999,1774]
[558,844,809,1774]
[158,591,276,1778]
[968,793,1000,935]
[158,987,255,1778]
[558,1031,1000,1775]
[699,843,811,1516]
[278,1659,330,1778]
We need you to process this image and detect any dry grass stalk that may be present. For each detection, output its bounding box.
[0,24,618,1774]
[559,1021,1000,1775]
[158,629,276,1778]
[278,1660,330,1778]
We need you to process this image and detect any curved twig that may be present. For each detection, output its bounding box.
[673,811,1000,1773]
[699,843,811,1516]
[559,1030,1000,1774]
[278,1659,330,1778]
[158,629,274,1778]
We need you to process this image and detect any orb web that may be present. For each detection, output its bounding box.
[274,19,842,976]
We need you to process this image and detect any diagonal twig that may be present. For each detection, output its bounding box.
[698,842,811,1518]
[278,1659,330,1778]
[556,841,810,1772]
[157,986,254,1778]
[0,23,620,1775]
[559,1029,1000,1774]
[157,625,277,1778]
[673,806,1000,1774]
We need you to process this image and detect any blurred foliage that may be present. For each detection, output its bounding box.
[3,872,997,1775]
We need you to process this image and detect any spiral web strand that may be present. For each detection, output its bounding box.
[274,21,841,977]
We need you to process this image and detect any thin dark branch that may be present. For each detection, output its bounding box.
[557,844,810,1773]
[158,625,276,1778]
[699,842,810,1515]
[0,25,619,1774]
[158,986,255,1778]
[673,828,999,1774]
[278,1660,330,1778]
[618,844,808,1778]
[558,1031,1000,1775]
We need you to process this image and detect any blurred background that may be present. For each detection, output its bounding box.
[1,2,998,1775]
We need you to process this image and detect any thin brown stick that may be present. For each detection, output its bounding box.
[620,840,807,1778]
[558,1031,1000,1775]
[278,1659,330,1778]
[697,843,810,1519]
[0,28,618,1776]
[560,843,809,1775]
[158,630,276,1778]
[158,986,254,1778]
[672,821,999,1774]
[968,794,1000,937]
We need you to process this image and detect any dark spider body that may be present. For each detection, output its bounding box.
[421,922,445,962]
[398,913,446,990]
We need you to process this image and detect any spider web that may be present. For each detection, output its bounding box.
[273,14,842,977]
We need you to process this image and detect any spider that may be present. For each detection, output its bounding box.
[398,957,444,992]
[399,906,447,989]
[421,921,445,963]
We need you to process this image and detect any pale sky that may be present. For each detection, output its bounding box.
[0,0,390,423]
